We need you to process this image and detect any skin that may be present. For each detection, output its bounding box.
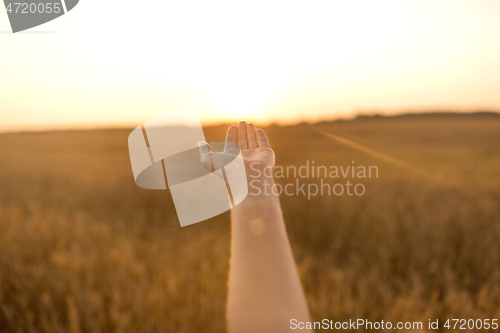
[199,122,312,333]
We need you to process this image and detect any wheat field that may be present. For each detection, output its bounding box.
[1,113,499,332]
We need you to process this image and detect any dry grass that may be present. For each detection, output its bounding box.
[1,114,499,332]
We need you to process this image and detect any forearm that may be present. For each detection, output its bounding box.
[227,182,312,333]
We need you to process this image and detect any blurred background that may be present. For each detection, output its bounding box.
[1,0,500,332]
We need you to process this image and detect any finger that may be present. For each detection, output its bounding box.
[247,123,258,149]
[225,125,237,144]
[237,121,248,149]
[256,129,271,148]
[197,141,214,171]
[224,125,238,152]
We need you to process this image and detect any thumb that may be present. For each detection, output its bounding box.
[197,141,214,172]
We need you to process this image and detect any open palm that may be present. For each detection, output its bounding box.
[198,121,275,181]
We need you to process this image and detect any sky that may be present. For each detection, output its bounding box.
[1,0,500,132]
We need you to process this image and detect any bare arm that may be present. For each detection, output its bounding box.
[225,122,312,333]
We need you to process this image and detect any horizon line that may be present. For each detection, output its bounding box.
[1,109,499,135]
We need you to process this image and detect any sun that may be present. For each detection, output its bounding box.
[195,64,282,113]
[205,79,276,113]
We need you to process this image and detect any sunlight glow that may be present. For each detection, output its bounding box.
[1,0,500,131]
[198,68,281,113]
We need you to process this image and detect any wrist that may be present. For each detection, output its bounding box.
[246,175,276,197]
[232,179,281,221]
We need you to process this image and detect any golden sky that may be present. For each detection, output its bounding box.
[1,0,500,131]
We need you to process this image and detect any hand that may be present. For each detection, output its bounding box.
[198,121,275,185]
